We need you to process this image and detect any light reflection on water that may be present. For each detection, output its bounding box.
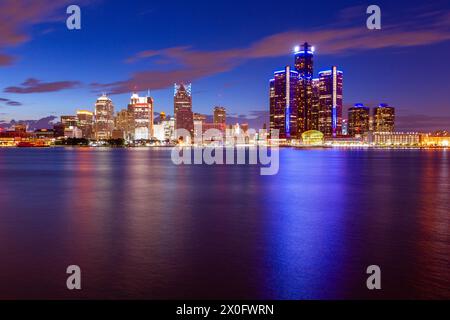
[0,148,448,299]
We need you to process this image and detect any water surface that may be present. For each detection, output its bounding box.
[0,148,448,299]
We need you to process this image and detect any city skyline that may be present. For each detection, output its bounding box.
[0,0,449,132]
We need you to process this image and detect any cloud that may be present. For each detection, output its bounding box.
[0,0,94,66]
[0,97,22,106]
[93,8,450,94]
[4,78,80,94]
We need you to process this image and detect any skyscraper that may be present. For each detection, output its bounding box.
[213,106,226,125]
[348,103,370,136]
[294,42,314,134]
[269,66,299,139]
[128,92,154,140]
[373,104,395,132]
[60,115,77,128]
[310,78,320,131]
[115,109,134,140]
[94,94,114,140]
[76,110,94,139]
[174,83,193,138]
[318,66,343,137]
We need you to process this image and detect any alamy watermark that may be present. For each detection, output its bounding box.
[170,124,279,176]
[66,5,81,30]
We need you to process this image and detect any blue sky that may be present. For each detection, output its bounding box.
[0,0,449,131]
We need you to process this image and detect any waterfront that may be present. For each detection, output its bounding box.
[0,148,448,299]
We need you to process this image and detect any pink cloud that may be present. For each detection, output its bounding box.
[0,0,94,66]
[4,78,80,94]
[96,10,450,94]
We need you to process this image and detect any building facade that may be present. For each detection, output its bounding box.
[269,66,299,139]
[128,92,154,140]
[213,106,226,125]
[348,103,370,136]
[115,109,134,140]
[294,42,314,134]
[174,83,193,138]
[318,66,343,137]
[373,132,420,145]
[76,110,94,139]
[373,104,395,132]
[94,94,114,140]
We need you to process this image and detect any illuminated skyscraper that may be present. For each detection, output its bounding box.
[348,103,370,136]
[128,92,154,140]
[294,42,314,134]
[294,42,313,78]
[310,78,320,131]
[76,110,94,139]
[115,109,134,140]
[174,83,193,137]
[213,106,226,125]
[318,66,343,137]
[373,104,395,132]
[94,94,115,140]
[60,115,77,127]
[269,66,299,139]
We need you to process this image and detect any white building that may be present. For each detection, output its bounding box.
[128,92,154,140]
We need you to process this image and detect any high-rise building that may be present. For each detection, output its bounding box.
[318,66,343,137]
[213,106,226,125]
[193,113,206,123]
[60,115,77,127]
[174,83,193,138]
[94,94,114,140]
[128,92,154,140]
[159,111,166,122]
[269,66,299,139]
[348,103,370,136]
[176,108,194,142]
[76,110,94,139]
[174,83,192,116]
[115,109,134,140]
[162,117,175,141]
[310,78,320,131]
[294,42,314,134]
[294,42,313,78]
[373,104,395,132]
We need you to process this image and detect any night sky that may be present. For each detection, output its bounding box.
[0,0,449,131]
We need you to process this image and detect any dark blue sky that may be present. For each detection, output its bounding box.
[0,0,449,131]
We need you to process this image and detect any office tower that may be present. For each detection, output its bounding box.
[60,115,77,128]
[193,113,207,142]
[162,117,175,141]
[310,78,320,131]
[318,66,343,137]
[269,66,299,139]
[193,113,207,123]
[294,42,314,134]
[128,92,154,140]
[373,103,395,132]
[159,111,166,122]
[174,83,192,118]
[174,83,193,137]
[94,94,115,140]
[294,42,313,78]
[348,103,370,136]
[76,110,94,139]
[213,106,226,125]
[115,109,134,140]
[61,115,81,138]
[176,107,194,141]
